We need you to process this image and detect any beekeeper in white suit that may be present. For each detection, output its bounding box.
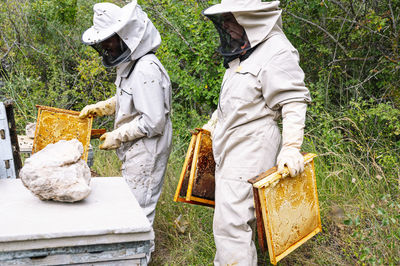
[202,0,311,265]
[79,1,172,260]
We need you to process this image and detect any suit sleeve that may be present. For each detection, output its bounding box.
[131,60,167,138]
[259,48,311,110]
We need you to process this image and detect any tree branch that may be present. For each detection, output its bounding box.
[1,41,16,61]
[344,67,384,91]
[388,0,397,33]
[18,43,49,56]
[285,10,348,55]
[328,56,376,66]
[143,6,197,54]
[327,0,347,13]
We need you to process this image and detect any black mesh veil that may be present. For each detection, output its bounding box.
[204,12,251,56]
[91,34,132,68]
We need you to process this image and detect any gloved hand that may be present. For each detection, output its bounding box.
[202,110,218,137]
[277,102,307,177]
[99,116,146,150]
[99,131,121,150]
[277,146,304,177]
[79,96,116,118]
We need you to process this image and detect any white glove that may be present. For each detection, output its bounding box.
[79,96,116,118]
[277,102,307,177]
[202,110,218,136]
[99,132,121,150]
[99,116,146,150]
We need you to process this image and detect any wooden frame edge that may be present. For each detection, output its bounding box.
[189,195,214,206]
[259,188,276,265]
[275,227,322,264]
[174,196,214,208]
[35,105,81,116]
[174,134,197,202]
[186,131,202,201]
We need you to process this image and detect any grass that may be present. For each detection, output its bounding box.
[90,139,122,177]
[89,123,400,265]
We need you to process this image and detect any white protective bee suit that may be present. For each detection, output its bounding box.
[80,1,172,257]
[203,1,311,265]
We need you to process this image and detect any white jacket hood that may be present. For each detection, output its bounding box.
[204,0,282,49]
[82,1,161,62]
[117,4,161,61]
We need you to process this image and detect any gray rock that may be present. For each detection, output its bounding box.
[20,139,91,202]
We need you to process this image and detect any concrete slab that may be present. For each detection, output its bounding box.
[0,177,153,252]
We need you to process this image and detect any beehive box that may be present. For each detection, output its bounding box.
[248,153,321,265]
[32,106,93,162]
[174,129,215,207]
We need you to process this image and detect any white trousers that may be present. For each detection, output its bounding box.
[213,168,258,266]
[121,137,171,259]
[213,123,280,266]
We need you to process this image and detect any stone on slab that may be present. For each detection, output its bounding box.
[19,139,91,202]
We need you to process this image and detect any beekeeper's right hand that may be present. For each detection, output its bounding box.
[202,110,218,137]
[79,96,116,118]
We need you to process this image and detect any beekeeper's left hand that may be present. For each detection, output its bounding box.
[99,131,121,150]
[99,116,146,150]
[276,102,308,177]
[277,146,304,177]
[202,110,218,138]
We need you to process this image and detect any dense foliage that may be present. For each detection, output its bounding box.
[1,0,399,264]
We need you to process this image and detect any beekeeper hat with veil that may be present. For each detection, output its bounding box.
[202,0,282,62]
[81,0,161,67]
